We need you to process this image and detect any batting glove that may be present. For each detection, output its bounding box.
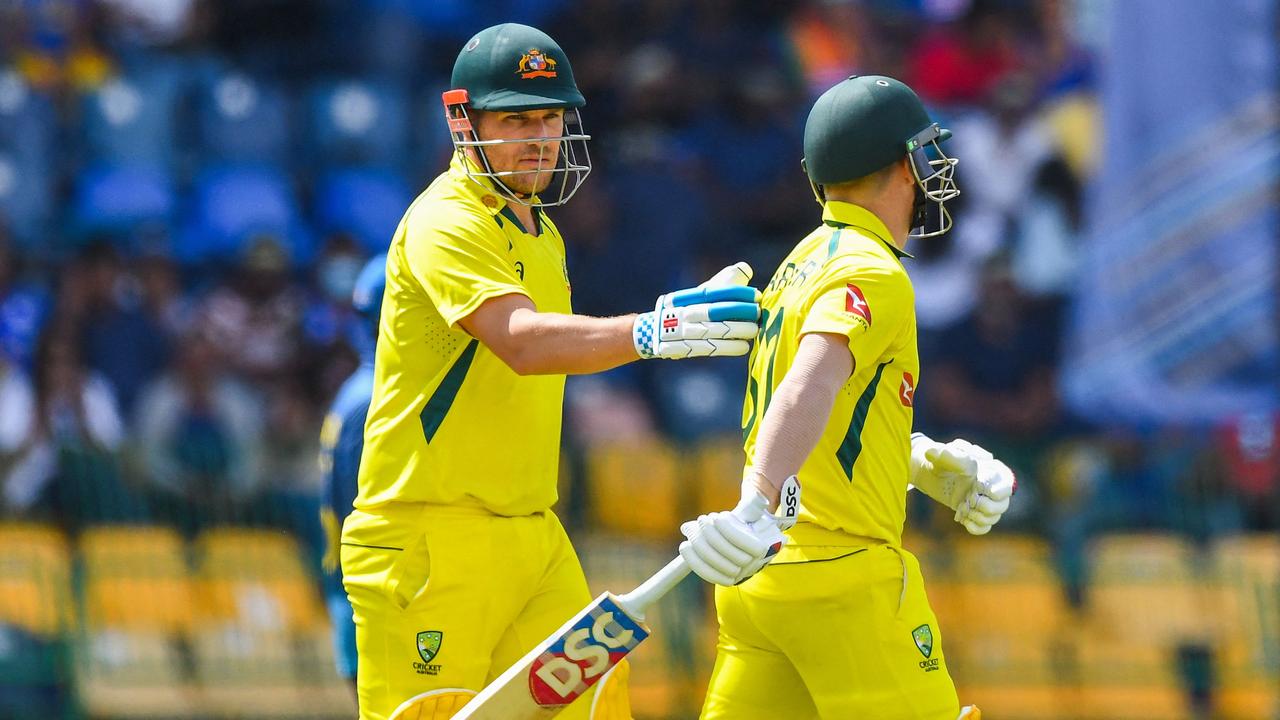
[909,434,1016,535]
[679,476,800,586]
[632,263,760,360]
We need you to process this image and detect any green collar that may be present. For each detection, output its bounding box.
[821,201,912,260]
[449,153,541,235]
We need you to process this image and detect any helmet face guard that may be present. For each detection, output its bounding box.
[442,89,592,208]
[906,123,960,238]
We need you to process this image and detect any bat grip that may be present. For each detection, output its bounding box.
[615,556,690,623]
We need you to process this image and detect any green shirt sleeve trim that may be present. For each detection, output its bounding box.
[420,339,480,443]
[836,360,891,479]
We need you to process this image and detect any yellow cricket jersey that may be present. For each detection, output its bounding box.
[356,155,572,516]
[742,201,919,545]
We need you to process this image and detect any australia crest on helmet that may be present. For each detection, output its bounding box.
[517,49,558,79]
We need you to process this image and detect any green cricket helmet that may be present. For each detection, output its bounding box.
[802,75,959,237]
[443,23,591,208]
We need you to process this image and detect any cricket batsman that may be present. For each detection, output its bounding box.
[339,23,761,720]
[318,254,387,697]
[676,75,1017,719]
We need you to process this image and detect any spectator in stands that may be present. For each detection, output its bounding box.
[1048,432,1180,602]
[1010,156,1082,299]
[0,230,49,370]
[0,321,134,530]
[907,0,1023,107]
[7,0,113,96]
[1215,412,1279,530]
[924,255,1062,443]
[70,241,172,416]
[0,354,35,493]
[130,325,265,532]
[134,248,192,342]
[689,68,811,267]
[199,235,305,388]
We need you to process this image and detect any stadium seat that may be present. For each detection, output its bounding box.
[0,71,55,245]
[948,535,1071,642]
[194,528,326,633]
[1086,533,1211,646]
[1072,632,1191,720]
[80,68,184,170]
[1215,640,1280,720]
[191,625,309,718]
[72,164,176,239]
[1212,535,1280,719]
[80,525,197,634]
[945,536,1075,719]
[195,70,293,167]
[1212,534,1280,641]
[76,629,199,718]
[690,437,747,516]
[314,167,412,252]
[181,165,313,266]
[585,440,684,540]
[949,634,1076,720]
[293,628,360,718]
[0,523,73,636]
[308,79,411,170]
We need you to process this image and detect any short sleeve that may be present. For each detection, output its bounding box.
[799,265,910,374]
[403,208,526,328]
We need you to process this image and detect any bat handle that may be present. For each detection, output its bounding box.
[615,556,690,623]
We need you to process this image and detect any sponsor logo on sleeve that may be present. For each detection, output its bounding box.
[844,284,872,325]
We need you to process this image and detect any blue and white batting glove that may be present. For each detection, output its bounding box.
[908,434,1016,535]
[632,263,760,360]
[679,476,800,586]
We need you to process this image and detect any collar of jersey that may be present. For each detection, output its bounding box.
[448,153,543,218]
[822,201,912,260]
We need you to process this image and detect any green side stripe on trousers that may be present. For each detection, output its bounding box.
[836,361,890,480]
[420,339,479,443]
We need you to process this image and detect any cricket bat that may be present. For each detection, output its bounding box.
[450,555,692,719]
[452,476,800,719]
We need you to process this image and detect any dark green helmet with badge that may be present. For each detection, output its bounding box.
[442,23,591,208]
[802,75,959,237]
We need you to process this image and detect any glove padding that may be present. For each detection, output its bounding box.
[679,476,800,586]
[633,263,760,359]
[909,436,1016,536]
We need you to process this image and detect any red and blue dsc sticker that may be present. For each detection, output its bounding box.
[527,596,648,707]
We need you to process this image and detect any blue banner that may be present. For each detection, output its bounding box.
[1063,0,1279,424]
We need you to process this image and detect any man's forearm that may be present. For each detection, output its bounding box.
[749,333,851,509]
[504,308,639,375]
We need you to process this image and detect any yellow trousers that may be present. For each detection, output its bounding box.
[702,536,959,719]
[341,503,628,720]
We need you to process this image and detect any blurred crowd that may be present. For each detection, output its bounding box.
[0,0,1276,592]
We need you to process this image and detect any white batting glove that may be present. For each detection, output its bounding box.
[909,434,1016,535]
[632,263,760,360]
[679,477,800,586]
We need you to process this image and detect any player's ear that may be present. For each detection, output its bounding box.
[899,155,915,185]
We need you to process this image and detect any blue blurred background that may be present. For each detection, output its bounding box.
[0,1,1276,719]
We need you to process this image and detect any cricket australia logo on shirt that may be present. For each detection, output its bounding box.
[912,624,940,672]
[414,630,444,675]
